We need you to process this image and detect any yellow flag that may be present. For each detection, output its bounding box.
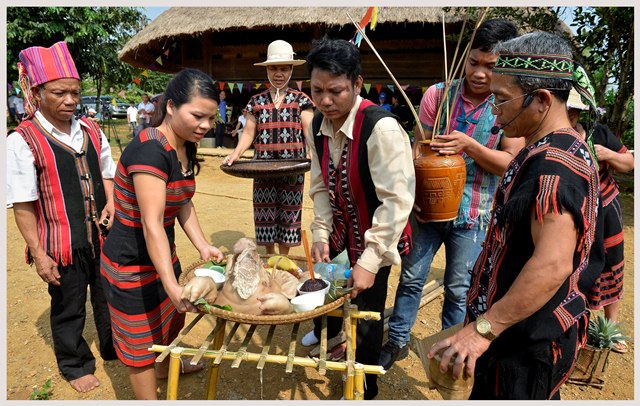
[141,70,149,78]
[112,98,117,106]
[156,56,163,66]
[371,7,379,30]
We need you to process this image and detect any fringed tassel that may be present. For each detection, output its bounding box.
[18,62,38,121]
[535,175,561,224]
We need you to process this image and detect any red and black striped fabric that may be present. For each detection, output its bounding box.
[466,129,599,348]
[13,116,105,265]
[100,128,194,367]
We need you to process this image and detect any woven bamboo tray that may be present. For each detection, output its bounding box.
[179,256,345,325]
[220,159,311,179]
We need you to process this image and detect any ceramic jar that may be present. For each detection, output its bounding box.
[414,140,466,222]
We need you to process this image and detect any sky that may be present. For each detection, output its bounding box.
[144,7,169,21]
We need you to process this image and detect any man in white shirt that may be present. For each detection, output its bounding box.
[126,101,138,137]
[7,41,117,394]
[303,38,415,400]
[136,94,154,133]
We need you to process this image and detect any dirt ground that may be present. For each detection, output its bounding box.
[5,150,634,400]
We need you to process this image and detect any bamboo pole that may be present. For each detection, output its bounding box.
[206,319,226,400]
[346,12,424,141]
[444,7,490,134]
[167,348,182,400]
[354,363,365,400]
[156,313,204,363]
[257,324,276,370]
[192,317,225,365]
[149,345,386,375]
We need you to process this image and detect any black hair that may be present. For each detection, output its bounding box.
[493,32,573,101]
[306,37,361,85]
[471,18,519,52]
[154,68,219,175]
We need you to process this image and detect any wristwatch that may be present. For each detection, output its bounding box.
[475,314,498,341]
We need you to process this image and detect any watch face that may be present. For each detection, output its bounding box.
[477,318,491,335]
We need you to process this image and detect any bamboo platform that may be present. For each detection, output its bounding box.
[149,299,384,400]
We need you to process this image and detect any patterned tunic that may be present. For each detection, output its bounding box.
[467,129,599,348]
[100,128,194,367]
[245,88,313,245]
[586,123,628,308]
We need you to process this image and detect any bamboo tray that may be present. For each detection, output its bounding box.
[180,256,345,325]
[220,159,311,179]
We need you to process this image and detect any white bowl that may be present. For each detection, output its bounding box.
[290,291,325,313]
[297,277,330,296]
[194,268,226,289]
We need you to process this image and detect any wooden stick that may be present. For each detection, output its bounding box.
[301,230,316,280]
[346,12,424,140]
[445,7,490,134]
[257,324,277,370]
[155,313,204,363]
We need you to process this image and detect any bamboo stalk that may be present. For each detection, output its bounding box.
[156,313,204,363]
[445,7,490,134]
[206,320,226,400]
[301,230,316,280]
[167,348,183,400]
[214,321,241,365]
[231,323,257,368]
[256,324,276,370]
[192,317,225,365]
[149,345,387,375]
[286,323,299,373]
[346,12,424,140]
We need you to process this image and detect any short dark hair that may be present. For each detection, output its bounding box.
[471,18,519,52]
[306,38,361,85]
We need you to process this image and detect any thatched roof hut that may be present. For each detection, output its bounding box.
[120,7,468,98]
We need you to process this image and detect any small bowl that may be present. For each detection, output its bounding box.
[194,268,226,289]
[205,264,226,274]
[290,291,325,313]
[297,278,330,296]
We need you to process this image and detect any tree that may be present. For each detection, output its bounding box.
[7,7,148,107]
[486,7,634,146]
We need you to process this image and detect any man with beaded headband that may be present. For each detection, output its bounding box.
[7,41,117,393]
[428,32,600,399]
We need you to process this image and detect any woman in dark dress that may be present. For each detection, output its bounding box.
[223,40,314,255]
[100,69,224,399]
[567,89,634,354]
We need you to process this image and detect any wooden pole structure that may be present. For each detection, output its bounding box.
[206,319,227,400]
[167,347,183,400]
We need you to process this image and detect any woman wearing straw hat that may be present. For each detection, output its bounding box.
[567,88,634,354]
[223,40,314,255]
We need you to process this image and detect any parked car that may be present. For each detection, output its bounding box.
[77,95,129,119]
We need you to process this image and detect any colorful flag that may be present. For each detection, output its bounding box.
[219,81,226,91]
[141,70,149,78]
[237,83,244,93]
[156,56,163,66]
[375,84,382,94]
[363,83,371,93]
[228,82,235,93]
[370,7,379,30]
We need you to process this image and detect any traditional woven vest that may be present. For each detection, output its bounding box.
[312,99,412,266]
[14,117,106,265]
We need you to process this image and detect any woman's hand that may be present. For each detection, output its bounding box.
[166,283,198,313]
[199,244,225,262]
[222,152,240,166]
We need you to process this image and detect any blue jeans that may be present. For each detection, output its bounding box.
[387,221,486,346]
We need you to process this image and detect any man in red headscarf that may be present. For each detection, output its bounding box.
[6,41,117,393]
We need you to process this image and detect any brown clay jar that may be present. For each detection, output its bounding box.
[414,140,466,222]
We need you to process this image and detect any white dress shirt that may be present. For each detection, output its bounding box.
[6,111,116,206]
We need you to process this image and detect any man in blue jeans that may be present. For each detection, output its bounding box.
[381,19,522,370]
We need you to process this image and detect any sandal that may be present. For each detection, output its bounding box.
[612,340,629,354]
[156,356,205,379]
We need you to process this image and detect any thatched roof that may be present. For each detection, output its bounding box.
[119,7,465,68]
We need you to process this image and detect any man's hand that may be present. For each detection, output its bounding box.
[594,144,614,162]
[311,241,330,263]
[427,322,492,380]
[347,264,376,298]
[32,251,61,286]
[430,131,472,156]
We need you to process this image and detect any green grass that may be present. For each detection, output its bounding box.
[29,378,52,400]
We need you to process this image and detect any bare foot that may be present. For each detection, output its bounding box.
[155,357,205,379]
[69,374,100,393]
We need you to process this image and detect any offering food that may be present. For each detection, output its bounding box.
[299,278,328,293]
